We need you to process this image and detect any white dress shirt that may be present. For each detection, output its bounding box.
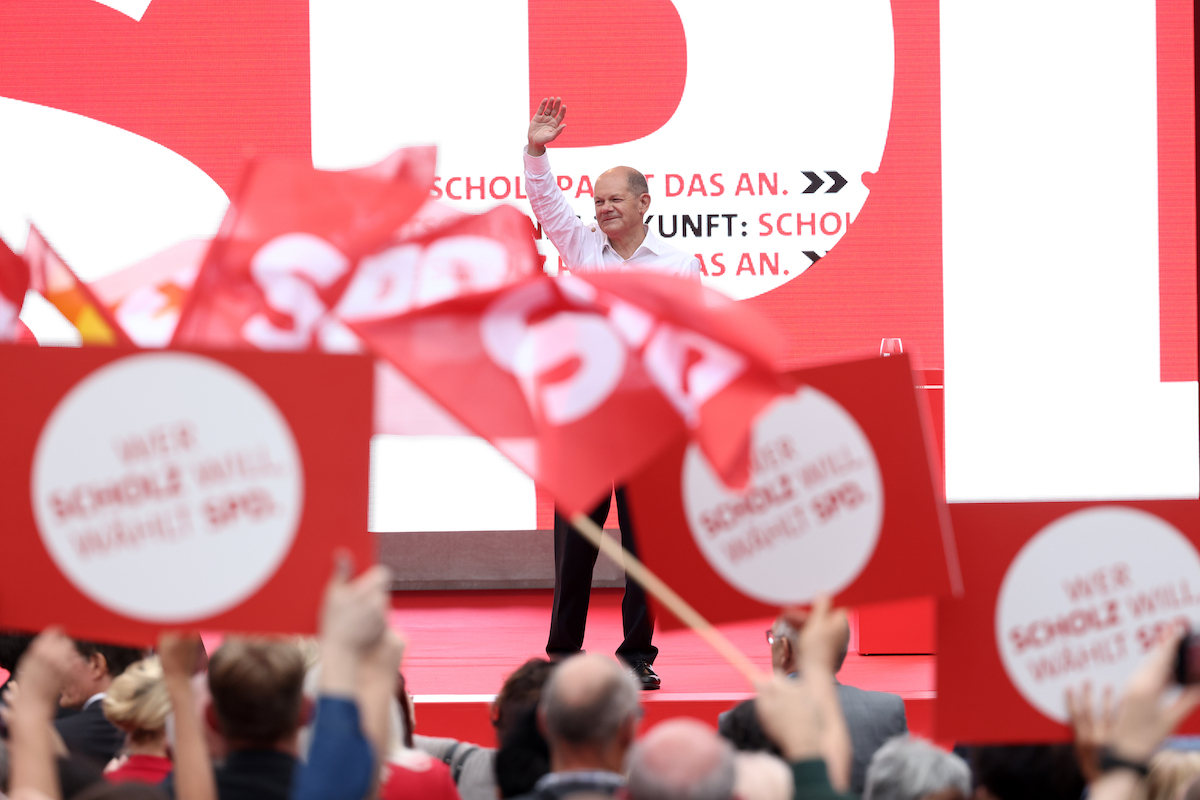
[523,148,701,279]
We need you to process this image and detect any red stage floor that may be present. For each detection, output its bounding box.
[392,588,937,745]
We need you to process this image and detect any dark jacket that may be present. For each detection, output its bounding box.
[54,699,124,769]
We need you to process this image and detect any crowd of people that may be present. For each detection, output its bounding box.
[1,556,1198,800]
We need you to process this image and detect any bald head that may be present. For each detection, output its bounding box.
[539,654,639,748]
[628,719,736,800]
[733,752,793,800]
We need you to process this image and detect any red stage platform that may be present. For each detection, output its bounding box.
[393,589,937,746]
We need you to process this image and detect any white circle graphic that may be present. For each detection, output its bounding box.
[681,386,884,605]
[31,352,304,622]
[995,507,1200,723]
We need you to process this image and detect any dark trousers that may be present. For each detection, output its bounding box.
[546,486,657,664]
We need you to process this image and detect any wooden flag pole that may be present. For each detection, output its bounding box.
[568,512,766,687]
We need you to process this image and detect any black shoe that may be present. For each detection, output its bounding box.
[629,660,661,690]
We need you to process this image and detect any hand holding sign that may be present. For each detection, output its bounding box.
[1066,629,1200,800]
[5,628,77,800]
[159,632,219,800]
[1065,682,1115,785]
[11,629,75,714]
[1109,627,1200,763]
[318,554,393,700]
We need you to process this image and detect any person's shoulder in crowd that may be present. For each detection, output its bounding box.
[54,701,126,769]
[507,773,623,800]
[213,749,299,800]
[413,735,497,800]
[159,749,299,800]
[835,683,908,794]
[836,681,907,733]
[105,753,173,784]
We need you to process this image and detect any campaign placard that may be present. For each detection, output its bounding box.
[0,345,373,645]
[937,501,1200,742]
[625,353,958,628]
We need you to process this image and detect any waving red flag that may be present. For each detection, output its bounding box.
[0,235,30,342]
[172,146,438,350]
[172,148,540,366]
[348,272,786,513]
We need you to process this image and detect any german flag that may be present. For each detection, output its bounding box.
[24,225,134,347]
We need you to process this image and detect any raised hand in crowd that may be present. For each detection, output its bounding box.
[755,595,853,794]
[317,551,392,699]
[1065,681,1115,784]
[159,633,216,800]
[5,628,76,800]
[356,628,406,766]
[1070,626,1200,800]
[291,553,394,800]
[526,98,567,157]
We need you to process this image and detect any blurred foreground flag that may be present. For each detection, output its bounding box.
[172,147,538,358]
[0,235,29,341]
[349,272,787,514]
[173,146,438,350]
[89,238,208,348]
[24,226,133,346]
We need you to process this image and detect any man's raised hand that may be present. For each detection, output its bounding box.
[527,97,567,156]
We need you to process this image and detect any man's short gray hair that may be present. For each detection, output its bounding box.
[863,736,971,800]
[626,169,649,196]
[540,657,640,746]
[627,728,736,800]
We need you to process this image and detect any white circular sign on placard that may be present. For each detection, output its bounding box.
[30,352,304,622]
[681,386,884,605]
[995,507,1200,723]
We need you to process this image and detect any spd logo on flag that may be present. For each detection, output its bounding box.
[351,271,786,513]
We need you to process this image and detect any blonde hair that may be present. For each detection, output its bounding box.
[102,657,170,738]
[1143,750,1200,800]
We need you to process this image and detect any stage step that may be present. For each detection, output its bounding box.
[378,529,625,590]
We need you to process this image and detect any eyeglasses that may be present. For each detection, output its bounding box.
[765,629,777,645]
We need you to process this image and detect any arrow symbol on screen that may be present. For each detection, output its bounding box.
[801,171,847,194]
[803,251,825,266]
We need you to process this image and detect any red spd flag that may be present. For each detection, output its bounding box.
[172,146,437,350]
[172,148,540,358]
[0,235,30,341]
[348,272,786,513]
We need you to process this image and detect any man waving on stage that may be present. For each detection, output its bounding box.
[524,96,701,690]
